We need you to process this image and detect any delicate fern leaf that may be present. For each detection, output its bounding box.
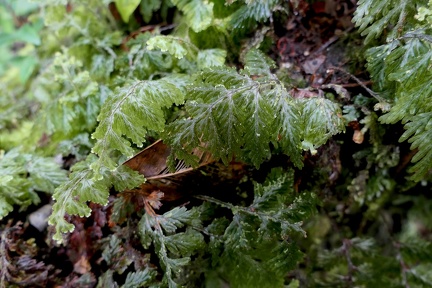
[270,85,303,168]
[241,87,275,166]
[146,35,195,59]
[49,156,112,243]
[165,64,321,167]
[25,155,68,193]
[171,0,214,32]
[139,207,202,288]
[301,97,345,154]
[111,165,145,192]
[32,53,100,139]
[91,78,184,175]
[399,112,432,181]
[200,67,247,87]
[140,0,162,23]
[121,268,156,288]
[157,206,201,233]
[121,33,174,79]
[252,168,293,212]
[229,0,279,30]
[243,48,276,77]
[114,0,140,22]
[165,67,275,167]
[0,150,67,219]
[164,228,205,257]
[0,195,14,220]
[203,169,310,287]
[378,39,432,124]
[353,0,415,44]
[197,49,226,69]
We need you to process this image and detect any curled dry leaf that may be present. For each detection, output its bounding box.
[122,140,214,202]
[353,130,364,144]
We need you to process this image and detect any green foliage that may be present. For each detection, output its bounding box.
[1,0,432,287]
[90,77,184,176]
[354,0,432,180]
[164,49,344,168]
[171,0,214,33]
[201,169,316,287]
[136,169,316,287]
[139,206,205,287]
[0,149,67,219]
[228,0,281,30]
[49,156,144,242]
[115,0,141,22]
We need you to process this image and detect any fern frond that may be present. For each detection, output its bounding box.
[122,268,156,288]
[243,48,276,77]
[90,78,184,177]
[301,97,345,154]
[399,112,432,181]
[165,49,344,168]
[49,155,144,243]
[0,150,67,219]
[353,0,418,44]
[202,169,314,287]
[365,32,432,179]
[171,0,214,32]
[31,52,100,141]
[197,49,226,69]
[229,0,280,30]
[139,206,204,287]
[146,35,196,60]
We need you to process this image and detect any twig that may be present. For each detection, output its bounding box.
[323,81,372,88]
[327,67,386,102]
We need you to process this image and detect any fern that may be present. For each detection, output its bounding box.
[198,168,316,287]
[228,0,281,30]
[354,0,432,180]
[49,156,144,243]
[171,0,214,33]
[138,206,204,287]
[90,77,185,178]
[0,149,67,219]
[164,49,344,168]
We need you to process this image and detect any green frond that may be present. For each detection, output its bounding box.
[49,155,144,243]
[171,0,214,32]
[399,112,432,181]
[229,0,279,30]
[203,169,314,287]
[0,149,67,219]
[165,49,344,168]
[197,49,226,69]
[353,0,418,44]
[300,97,345,154]
[114,0,141,22]
[139,207,204,287]
[243,48,276,77]
[90,78,184,176]
[122,268,156,288]
[48,156,112,242]
[146,35,196,60]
